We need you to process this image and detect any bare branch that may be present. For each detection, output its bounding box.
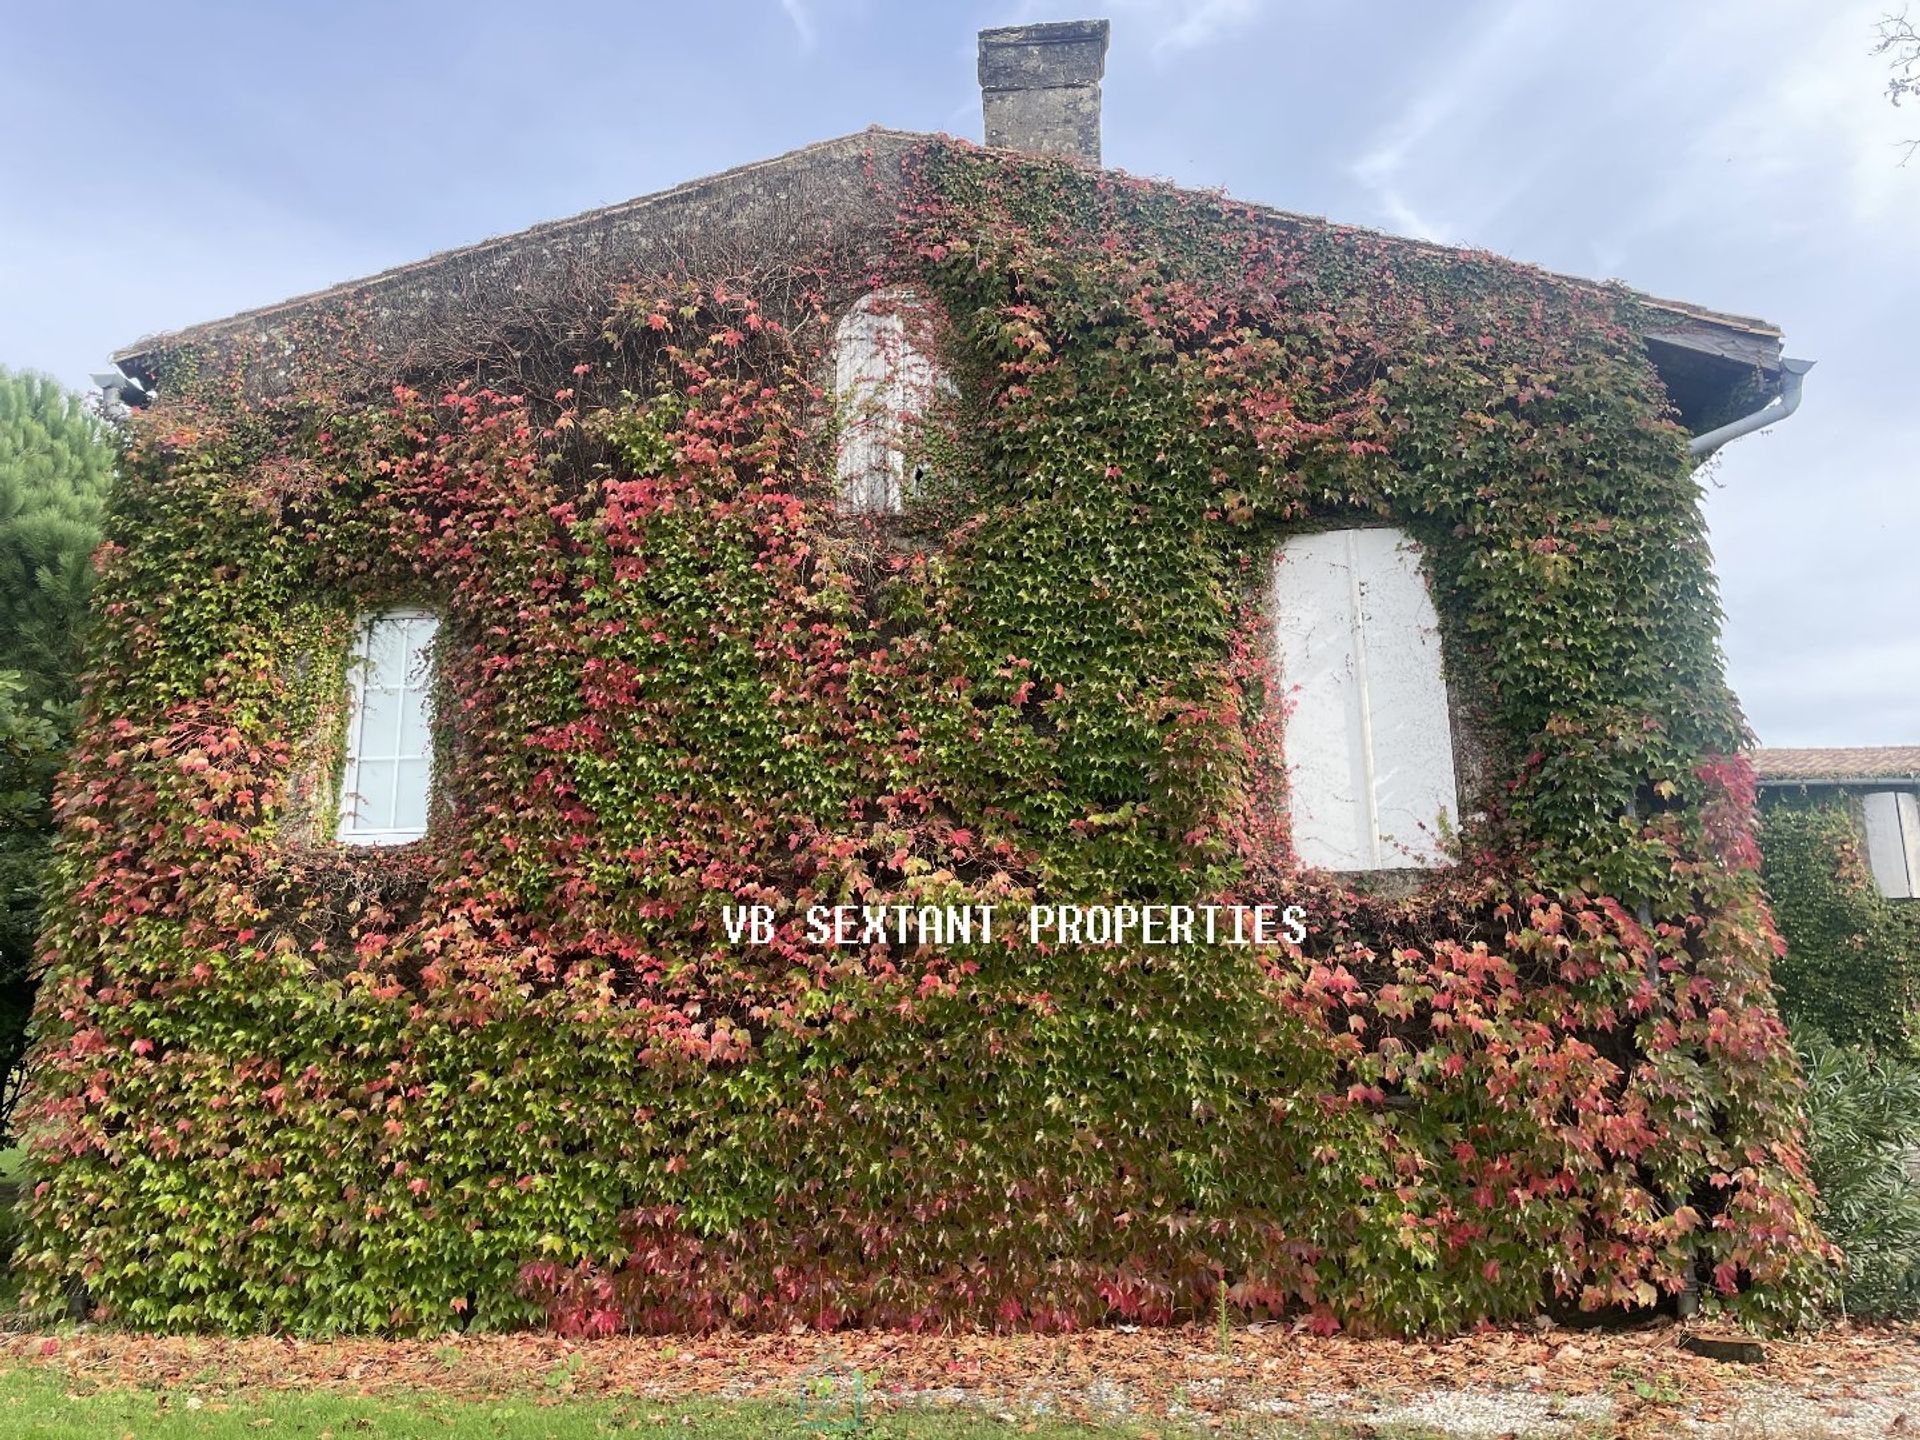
[1876,7,1920,160]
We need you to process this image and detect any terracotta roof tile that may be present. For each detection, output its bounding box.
[1751,747,1920,784]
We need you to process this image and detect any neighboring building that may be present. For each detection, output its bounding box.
[24,21,1834,1334]
[1753,747,1920,1053]
[1754,747,1920,901]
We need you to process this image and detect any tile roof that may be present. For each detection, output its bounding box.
[1751,747,1920,785]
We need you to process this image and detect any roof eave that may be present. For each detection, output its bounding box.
[1757,776,1920,789]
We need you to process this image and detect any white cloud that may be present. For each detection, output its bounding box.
[1345,0,1567,245]
[1083,0,1260,56]
[777,0,816,51]
[1324,0,1920,745]
[1148,0,1259,54]
[1705,2,1920,229]
[1707,414,1920,745]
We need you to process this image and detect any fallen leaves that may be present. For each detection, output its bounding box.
[3,1319,1917,1438]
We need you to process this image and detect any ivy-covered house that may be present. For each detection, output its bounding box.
[24,20,1834,1334]
[1754,747,1920,1051]
[1757,748,1920,902]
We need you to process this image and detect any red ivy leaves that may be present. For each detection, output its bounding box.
[14,141,1831,1340]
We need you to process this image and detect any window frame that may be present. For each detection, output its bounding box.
[335,605,440,848]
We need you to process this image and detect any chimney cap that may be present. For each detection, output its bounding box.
[977,19,1111,90]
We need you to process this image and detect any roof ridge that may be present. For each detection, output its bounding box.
[112,127,1783,371]
[113,128,932,365]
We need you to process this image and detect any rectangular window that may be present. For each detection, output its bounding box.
[1863,790,1920,900]
[1271,527,1459,871]
[337,608,438,846]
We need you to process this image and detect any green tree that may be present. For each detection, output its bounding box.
[2,370,114,704]
[0,367,114,1133]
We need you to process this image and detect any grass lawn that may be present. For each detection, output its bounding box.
[0,1366,1161,1440]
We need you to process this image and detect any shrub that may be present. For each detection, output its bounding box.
[1797,1031,1920,1318]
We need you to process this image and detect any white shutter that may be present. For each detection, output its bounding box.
[1863,790,1920,899]
[337,608,439,846]
[1271,527,1459,870]
[833,289,939,514]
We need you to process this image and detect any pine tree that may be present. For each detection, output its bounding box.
[0,367,114,1138]
[1,369,114,704]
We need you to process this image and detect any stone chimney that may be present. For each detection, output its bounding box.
[977,19,1110,164]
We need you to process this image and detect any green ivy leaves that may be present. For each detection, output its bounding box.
[12,141,1831,1338]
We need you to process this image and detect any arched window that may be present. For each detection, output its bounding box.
[1271,527,1459,870]
[337,607,439,846]
[833,288,940,514]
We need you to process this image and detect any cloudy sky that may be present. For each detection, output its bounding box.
[2,0,1914,747]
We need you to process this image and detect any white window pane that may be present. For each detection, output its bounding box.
[338,608,438,845]
[399,687,432,759]
[1863,791,1919,899]
[392,758,431,832]
[347,759,398,832]
[357,685,405,760]
[363,620,410,688]
[1272,527,1459,871]
[402,615,439,684]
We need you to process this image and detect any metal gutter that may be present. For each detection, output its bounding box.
[1689,357,1815,459]
[1755,776,1920,790]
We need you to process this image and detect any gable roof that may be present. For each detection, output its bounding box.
[1752,747,1920,786]
[110,127,1784,401]
[114,129,921,388]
